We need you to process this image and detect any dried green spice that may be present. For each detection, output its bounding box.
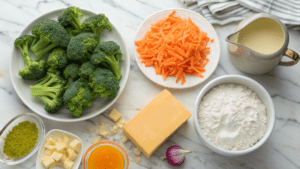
[3,121,39,159]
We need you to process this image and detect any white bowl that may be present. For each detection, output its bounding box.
[134,8,220,89]
[0,113,45,165]
[193,75,275,156]
[9,8,130,122]
[36,129,83,169]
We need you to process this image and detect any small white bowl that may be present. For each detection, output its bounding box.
[0,113,45,165]
[36,129,83,169]
[193,75,275,156]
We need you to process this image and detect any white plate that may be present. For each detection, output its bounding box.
[134,8,220,89]
[36,129,83,169]
[9,8,130,122]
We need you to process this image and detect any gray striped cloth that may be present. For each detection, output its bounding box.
[180,0,300,30]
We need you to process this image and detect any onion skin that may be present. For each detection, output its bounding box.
[166,145,191,166]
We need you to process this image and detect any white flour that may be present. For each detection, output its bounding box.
[198,84,267,151]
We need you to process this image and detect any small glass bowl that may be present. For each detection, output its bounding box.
[0,113,45,165]
[83,141,129,169]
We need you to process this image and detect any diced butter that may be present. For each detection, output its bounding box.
[44,144,56,151]
[110,125,119,134]
[51,151,63,161]
[44,149,55,156]
[69,139,81,152]
[41,156,56,168]
[93,136,101,144]
[46,137,57,145]
[62,136,70,148]
[64,158,75,169]
[67,148,77,161]
[135,157,141,163]
[121,135,128,143]
[133,147,142,156]
[55,142,66,152]
[123,89,191,158]
[60,154,67,163]
[108,108,122,122]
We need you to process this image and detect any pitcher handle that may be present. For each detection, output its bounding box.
[278,49,300,66]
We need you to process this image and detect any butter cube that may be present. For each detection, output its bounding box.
[69,139,81,152]
[51,151,63,161]
[44,149,55,156]
[41,156,56,168]
[110,125,119,134]
[44,144,56,151]
[108,108,122,122]
[93,136,101,144]
[60,154,67,163]
[55,142,66,152]
[121,135,128,143]
[67,148,77,161]
[123,89,192,158]
[63,136,71,148]
[46,137,57,145]
[64,158,75,169]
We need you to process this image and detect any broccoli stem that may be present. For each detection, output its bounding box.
[30,86,60,97]
[39,96,55,106]
[31,38,58,58]
[70,19,81,30]
[20,45,32,66]
[93,27,105,43]
[105,56,122,79]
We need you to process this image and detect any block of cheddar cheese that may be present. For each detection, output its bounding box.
[123,89,191,158]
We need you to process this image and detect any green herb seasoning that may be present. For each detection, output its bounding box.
[3,121,39,159]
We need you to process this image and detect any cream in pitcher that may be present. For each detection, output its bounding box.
[226,13,299,74]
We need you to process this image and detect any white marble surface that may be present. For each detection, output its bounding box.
[0,0,300,169]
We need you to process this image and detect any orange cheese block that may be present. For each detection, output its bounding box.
[123,89,191,158]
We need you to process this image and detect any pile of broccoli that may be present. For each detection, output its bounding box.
[14,6,123,117]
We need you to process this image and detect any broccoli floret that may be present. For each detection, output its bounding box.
[91,41,122,79]
[30,20,70,58]
[67,33,98,62]
[58,6,83,30]
[81,14,112,43]
[89,68,119,99]
[63,80,93,117]
[65,27,82,39]
[30,70,66,114]
[47,48,68,69]
[78,61,95,79]
[63,63,80,80]
[14,35,47,80]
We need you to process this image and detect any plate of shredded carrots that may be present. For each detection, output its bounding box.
[134,9,220,89]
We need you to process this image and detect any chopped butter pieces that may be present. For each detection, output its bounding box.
[41,135,81,169]
[108,108,122,122]
[41,156,56,168]
[135,157,142,163]
[121,135,128,143]
[93,136,101,144]
[51,151,63,161]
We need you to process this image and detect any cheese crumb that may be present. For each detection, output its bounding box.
[41,156,56,168]
[121,135,128,143]
[93,136,102,144]
[98,123,109,137]
[69,139,81,152]
[118,119,127,125]
[133,147,142,156]
[108,108,122,122]
[135,157,141,163]
[110,125,119,134]
[85,126,96,132]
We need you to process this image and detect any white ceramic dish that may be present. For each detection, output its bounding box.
[36,129,83,169]
[193,75,275,156]
[0,113,45,165]
[134,8,220,89]
[9,8,130,122]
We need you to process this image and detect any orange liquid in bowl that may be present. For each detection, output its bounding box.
[87,145,125,169]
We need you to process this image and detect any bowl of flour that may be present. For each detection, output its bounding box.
[193,75,275,156]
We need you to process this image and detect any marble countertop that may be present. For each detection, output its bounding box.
[0,0,300,169]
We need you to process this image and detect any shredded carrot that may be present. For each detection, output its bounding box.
[135,10,211,85]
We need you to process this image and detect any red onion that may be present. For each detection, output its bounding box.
[165,145,191,166]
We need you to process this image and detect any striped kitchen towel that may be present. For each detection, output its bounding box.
[180,0,300,30]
